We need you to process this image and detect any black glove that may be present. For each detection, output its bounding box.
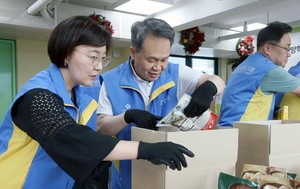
[184,80,217,117]
[137,141,194,171]
[124,109,162,130]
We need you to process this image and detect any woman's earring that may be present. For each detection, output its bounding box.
[64,62,68,68]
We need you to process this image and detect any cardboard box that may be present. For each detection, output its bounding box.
[131,126,238,189]
[234,120,300,177]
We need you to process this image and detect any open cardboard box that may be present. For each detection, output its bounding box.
[131,126,238,189]
[234,120,300,178]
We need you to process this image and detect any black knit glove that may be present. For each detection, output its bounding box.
[137,141,195,171]
[124,109,162,130]
[184,80,217,117]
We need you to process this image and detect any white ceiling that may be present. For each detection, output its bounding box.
[1,0,300,59]
[59,0,300,30]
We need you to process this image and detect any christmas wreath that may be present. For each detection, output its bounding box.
[236,36,254,56]
[89,13,114,35]
[179,27,205,55]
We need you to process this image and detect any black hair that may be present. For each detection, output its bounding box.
[48,16,112,67]
[257,21,292,49]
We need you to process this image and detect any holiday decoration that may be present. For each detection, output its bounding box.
[89,13,114,35]
[179,27,205,55]
[236,36,255,56]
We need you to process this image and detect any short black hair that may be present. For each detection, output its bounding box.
[257,21,292,49]
[48,16,112,67]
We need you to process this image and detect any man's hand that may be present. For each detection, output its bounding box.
[124,109,162,130]
[184,80,217,117]
[137,141,195,170]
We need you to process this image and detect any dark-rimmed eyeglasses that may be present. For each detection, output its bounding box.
[74,49,111,67]
[269,43,291,54]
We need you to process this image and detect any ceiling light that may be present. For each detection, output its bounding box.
[114,0,173,15]
[247,23,267,31]
[230,20,266,32]
[230,26,244,32]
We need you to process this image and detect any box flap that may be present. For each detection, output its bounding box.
[283,120,300,124]
[234,120,300,178]
[132,127,167,142]
[234,122,270,155]
[234,120,284,125]
[236,149,270,177]
[270,123,300,155]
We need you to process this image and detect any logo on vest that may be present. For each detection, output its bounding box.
[92,78,101,86]
[122,104,131,113]
[160,96,170,105]
[235,65,255,75]
[125,104,131,109]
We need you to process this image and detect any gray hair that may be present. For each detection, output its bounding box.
[131,17,175,52]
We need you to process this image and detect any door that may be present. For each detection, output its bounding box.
[0,39,16,123]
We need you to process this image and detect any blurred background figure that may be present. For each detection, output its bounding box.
[278,61,300,120]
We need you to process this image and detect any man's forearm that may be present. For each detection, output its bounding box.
[96,113,128,135]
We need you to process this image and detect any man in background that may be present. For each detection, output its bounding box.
[218,21,300,128]
[279,61,300,120]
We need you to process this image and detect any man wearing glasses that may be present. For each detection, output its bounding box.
[218,21,300,128]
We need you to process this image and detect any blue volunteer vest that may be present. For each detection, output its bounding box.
[0,64,98,189]
[218,52,277,128]
[102,57,179,189]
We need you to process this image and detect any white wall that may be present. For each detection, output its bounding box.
[15,38,130,91]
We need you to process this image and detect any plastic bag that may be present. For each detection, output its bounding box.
[241,164,287,183]
[156,94,217,131]
[218,172,258,189]
[258,174,300,188]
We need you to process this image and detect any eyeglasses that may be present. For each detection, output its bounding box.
[74,49,111,67]
[269,43,291,54]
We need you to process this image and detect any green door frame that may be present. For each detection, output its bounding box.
[0,39,16,123]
